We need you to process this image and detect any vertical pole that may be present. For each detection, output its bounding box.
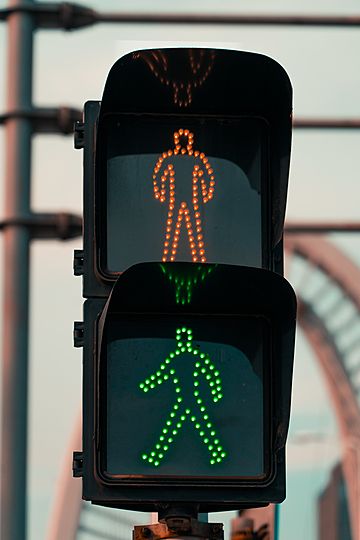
[274,504,280,540]
[1,1,34,539]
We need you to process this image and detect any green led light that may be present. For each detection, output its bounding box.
[139,325,226,467]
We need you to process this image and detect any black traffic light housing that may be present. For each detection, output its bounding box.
[79,48,292,298]
[81,262,296,511]
[74,48,296,513]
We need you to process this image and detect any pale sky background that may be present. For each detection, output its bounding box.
[1,0,360,539]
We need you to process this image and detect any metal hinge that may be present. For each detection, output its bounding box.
[74,120,85,149]
[72,451,84,477]
[73,249,84,276]
[73,321,84,348]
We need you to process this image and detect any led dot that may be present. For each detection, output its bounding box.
[156,444,161,449]
[168,437,173,443]
[142,454,147,460]
[154,461,160,466]
[217,458,222,463]
[160,436,164,441]
[194,381,199,387]
[218,394,223,399]
[151,452,156,457]
[166,421,171,426]
[211,431,216,436]
[150,384,155,389]
[139,383,144,389]
[186,409,190,414]
[173,429,178,435]
[170,369,175,375]
[162,428,168,434]
[200,431,205,436]
[149,458,154,463]
[150,375,155,380]
[207,423,212,428]
[200,406,206,412]
[194,391,199,397]
[177,423,182,428]
[143,388,149,393]
[164,445,169,451]
[170,412,175,418]
[191,416,196,422]
[159,453,164,459]
[210,459,215,465]
[177,397,182,402]
[221,452,226,458]
[175,388,181,393]
[195,423,200,429]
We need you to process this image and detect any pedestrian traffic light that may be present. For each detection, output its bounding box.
[73,47,296,513]
[77,262,296,510]
[76,47,292,297]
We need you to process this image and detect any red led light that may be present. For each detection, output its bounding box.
[153,130,215,262]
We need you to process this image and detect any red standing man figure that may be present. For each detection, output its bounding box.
[152,129,216,263]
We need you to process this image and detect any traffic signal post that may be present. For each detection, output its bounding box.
[73,47,296,532]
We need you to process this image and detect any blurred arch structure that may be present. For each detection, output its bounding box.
[47,235,360,540]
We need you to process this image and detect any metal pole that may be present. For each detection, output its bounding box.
[1,0,34,539]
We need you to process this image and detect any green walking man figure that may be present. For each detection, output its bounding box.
[139,326,227,467]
